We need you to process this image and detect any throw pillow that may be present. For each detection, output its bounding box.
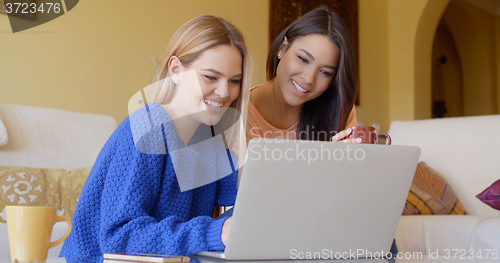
[476,179,500,210]
[0,166,91,223]
[403,162,467,215]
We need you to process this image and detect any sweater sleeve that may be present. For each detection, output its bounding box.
[215,169,238,207]
[98,121,225,255]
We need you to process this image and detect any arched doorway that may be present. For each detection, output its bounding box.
[440,0,497,117]
[413,0,451,120]
[431,20,464,118]
[416,0,498,119]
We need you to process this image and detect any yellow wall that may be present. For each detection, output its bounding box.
[442,0,498,116]
[0,0,269,123]
[356,0,390,130]
[388,0,430,122]
[358,0,448,130]
[2,0,498,130]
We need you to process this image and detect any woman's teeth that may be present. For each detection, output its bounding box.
[204,99,223,108]
[292,80,308,93]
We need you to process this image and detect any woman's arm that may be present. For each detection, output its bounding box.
[97,121,227,256]
[331,106,360,143]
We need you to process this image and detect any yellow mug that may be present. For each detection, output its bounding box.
[6,206,73,262]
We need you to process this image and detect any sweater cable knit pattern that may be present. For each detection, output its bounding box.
[60,103,238,257]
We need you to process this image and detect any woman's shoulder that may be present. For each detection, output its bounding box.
[249,82,272,111]
[126,103,176,155]
[104,103,173,156]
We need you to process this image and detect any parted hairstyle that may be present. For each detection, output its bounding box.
[151,15,252,162]
[267,6,358,141]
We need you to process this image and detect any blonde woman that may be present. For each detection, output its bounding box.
[60,15,251,257]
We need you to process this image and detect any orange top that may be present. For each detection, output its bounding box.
[247,86,358,142]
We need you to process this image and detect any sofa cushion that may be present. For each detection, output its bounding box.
[0,166,90,222]
[388,115,500,217]
[403,162,466,215]
[396,215,500,254]
[476,179,500,211]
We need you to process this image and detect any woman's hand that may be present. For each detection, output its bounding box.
[221,217,232,245]
[331,128,362,143]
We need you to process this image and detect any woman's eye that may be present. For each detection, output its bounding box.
[204,75,217,81]
[321,70,333,77]
[229,79,242,84]
[298,56,309,63]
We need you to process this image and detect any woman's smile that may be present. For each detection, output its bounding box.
[291,79,310,95]
[203,98,225,114]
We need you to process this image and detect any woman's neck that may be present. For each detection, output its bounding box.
[161,103,199,145]
[252,80,302,130]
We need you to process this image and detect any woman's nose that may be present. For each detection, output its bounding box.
[214,82,229,98]
[301,68,316,85]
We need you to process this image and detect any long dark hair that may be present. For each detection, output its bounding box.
[267,6,358,141]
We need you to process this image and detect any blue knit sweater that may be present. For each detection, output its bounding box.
[60,103,238,257]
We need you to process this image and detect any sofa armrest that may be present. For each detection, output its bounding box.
[395,215,500,254]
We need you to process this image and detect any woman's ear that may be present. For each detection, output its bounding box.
[168,56,182,84]
[277,36,289,58]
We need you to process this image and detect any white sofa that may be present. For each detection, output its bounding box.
[2,103,499,258]
[389,115,500,254]
[0,103,117,259]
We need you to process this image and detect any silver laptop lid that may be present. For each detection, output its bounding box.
[225,139,420,260]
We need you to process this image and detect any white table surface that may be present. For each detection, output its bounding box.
[1,256,498,263]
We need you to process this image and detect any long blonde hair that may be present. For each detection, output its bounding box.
[152,15,252,174]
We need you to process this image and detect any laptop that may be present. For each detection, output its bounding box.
[197,139,420,260]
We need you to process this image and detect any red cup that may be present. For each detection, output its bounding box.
[349,126,391,145]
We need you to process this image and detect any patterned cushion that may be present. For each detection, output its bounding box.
[403,162,467,215]
[0,166,90,222]
[476,179,500,211]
